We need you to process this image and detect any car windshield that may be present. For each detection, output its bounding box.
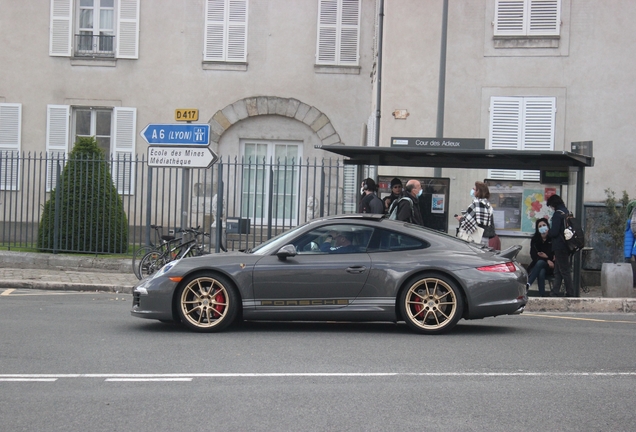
[248,223,308,255]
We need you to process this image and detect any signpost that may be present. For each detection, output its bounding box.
[140,123,210,145]
[147,146,218,169]
[141,116,217,234]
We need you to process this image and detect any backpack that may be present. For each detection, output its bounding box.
[388,197,413,221]
[558,210,585,253]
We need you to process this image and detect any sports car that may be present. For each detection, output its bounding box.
[131,214,527,334]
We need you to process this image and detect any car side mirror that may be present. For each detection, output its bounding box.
[276,244,297,260]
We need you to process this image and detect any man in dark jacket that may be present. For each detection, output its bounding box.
[393,179,424,225]
[358,178,384,214]
[547,194,574,297]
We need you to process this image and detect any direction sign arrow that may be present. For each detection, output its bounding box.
[140,124,210,145]
[148,146,219,168]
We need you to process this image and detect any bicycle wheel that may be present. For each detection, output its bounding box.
[138,250,166,279]
[132,245,155,280]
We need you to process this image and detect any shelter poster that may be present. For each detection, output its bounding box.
[521,189,555,233]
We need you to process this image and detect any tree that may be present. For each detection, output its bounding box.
[597,188,630,263]
[38,137,128,253]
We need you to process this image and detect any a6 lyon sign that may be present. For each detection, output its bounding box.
[148,146,218,168]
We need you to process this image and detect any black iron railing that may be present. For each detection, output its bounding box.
[74,34,115,58]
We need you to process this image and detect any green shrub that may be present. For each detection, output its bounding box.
[597,188,630,263]
[37,137,128,253]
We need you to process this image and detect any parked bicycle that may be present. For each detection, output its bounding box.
[137,227,210,279]
[131,225,179,279]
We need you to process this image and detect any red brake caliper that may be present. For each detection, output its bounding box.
[213,289,225,318]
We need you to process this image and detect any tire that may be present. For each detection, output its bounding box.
[138,250,166,279]
[132,246,155,280]
[399,273,464,335]
[176,273,239,332]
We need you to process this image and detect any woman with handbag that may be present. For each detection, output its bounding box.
[455,181,497,246]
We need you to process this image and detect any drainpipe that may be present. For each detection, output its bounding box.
[434,0,448,178]
[372,0,384,180]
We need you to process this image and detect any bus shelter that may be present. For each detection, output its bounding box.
[317,145,595,297]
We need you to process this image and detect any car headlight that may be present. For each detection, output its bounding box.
[150,259,179,280]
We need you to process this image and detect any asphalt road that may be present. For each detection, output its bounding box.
[1,289,636,432]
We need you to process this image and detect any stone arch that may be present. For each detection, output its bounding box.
[207,96,342,148]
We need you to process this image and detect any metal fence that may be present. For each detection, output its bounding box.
[0,152,353,254]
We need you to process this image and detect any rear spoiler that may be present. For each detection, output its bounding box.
[496,245,522,260]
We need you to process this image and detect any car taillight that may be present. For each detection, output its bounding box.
[477,262,516,272]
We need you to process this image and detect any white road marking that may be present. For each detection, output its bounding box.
[0,378,57,382]
[0,289,15,296]
[0,372,635,380]
[105,378,192,382]
[524,313,636,324]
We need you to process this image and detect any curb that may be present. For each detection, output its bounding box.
[0,251,131,273]
[0,279,134,294]
[525,297,636,313]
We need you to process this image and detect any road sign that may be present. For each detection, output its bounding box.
[148,146,218,168]
[175,109,199,122]
[140,124,209,145]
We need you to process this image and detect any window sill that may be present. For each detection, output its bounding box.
[314,65,361,75]
[70,58,117,67]
[493,36,560,49]
[202,62,248,71]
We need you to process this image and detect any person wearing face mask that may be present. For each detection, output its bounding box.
[455,181,495,247]
[527,218,555,297]
[546,194,574,297]
[391,179,424,225]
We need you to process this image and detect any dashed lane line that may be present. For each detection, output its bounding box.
[0,372,635,383]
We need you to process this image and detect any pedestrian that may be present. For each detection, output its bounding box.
[358,178,384,214]
[388,179,424,225]
[624,199,636,287]
[385,177,403,213]
[527,217,554,297]
[546,194,575,297]
[455,181,496,247]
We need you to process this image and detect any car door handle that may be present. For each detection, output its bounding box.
[346,266,367,274]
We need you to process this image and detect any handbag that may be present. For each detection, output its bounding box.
[478,212,496,238]
[457,225,484,243]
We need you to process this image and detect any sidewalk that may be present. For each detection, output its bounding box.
[0,251,635,313]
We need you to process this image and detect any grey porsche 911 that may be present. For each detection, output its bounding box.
[131,214,527,334]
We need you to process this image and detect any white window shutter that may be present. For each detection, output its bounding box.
[521,97,555,151]
[204,0,227,61]
[49,0,73,57]
[317,0,338,64]
[112,107,136,195]
[46,105,70,191]
[117,0,140,59]
[489,97,522,150]
[494,0,526,36]
[226,0,248,62]
[528,0,560,36]
[0,104,22,191]
[338,0,360,65]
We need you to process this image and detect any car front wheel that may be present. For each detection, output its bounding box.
[176,273,238,332]
[400,274,463,335]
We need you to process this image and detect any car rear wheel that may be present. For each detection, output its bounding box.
[176,273,238,332]
[400,274,463,334]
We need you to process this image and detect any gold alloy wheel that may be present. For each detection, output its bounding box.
[403,277,460,332]
[179,276,230,329]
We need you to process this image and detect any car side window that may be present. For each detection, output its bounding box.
[367,228,428,252]
[293,224,374,254]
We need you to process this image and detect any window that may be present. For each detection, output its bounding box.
[46,105,136,194]
[368,229,427,252]
[49,0,140,59]
[488,96,556,180]
[494,0,561,37]
[293,224,373,254]
[316,0,360,66]
[241,140,300,224]
[0,104,22,191]
[204,0,248,62]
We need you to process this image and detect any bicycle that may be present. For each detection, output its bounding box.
[132,225,179,280]
[137,227,210,279]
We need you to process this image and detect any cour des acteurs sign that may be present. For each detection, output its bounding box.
[391,137,486,150]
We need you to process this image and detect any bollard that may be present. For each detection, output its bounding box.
[601,263,634,298]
